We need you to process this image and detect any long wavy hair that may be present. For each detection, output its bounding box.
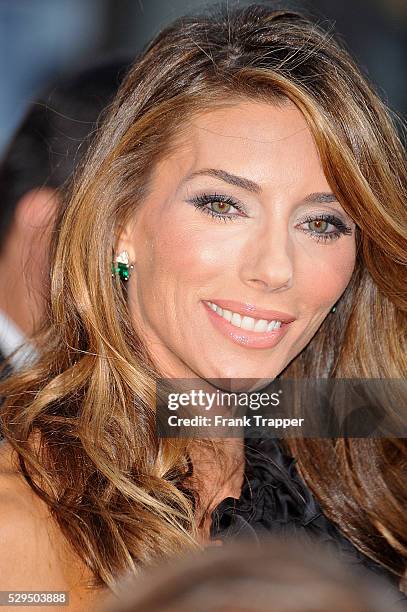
[1,3,406,591]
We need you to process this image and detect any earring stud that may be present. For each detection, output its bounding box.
[112,250,133,281]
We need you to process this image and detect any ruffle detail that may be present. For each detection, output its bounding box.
[210,438,407,606]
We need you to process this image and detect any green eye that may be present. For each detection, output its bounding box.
[309,219,328,233]
[296,213,352,243]
[188,193,247,222]
[211,201,232,214]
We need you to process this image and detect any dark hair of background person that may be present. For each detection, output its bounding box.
[105,537,406,612]
[0,1,405,594]
[0,58,131,250]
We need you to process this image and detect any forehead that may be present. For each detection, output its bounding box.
[191,99,309,146]
[154,100,326,192]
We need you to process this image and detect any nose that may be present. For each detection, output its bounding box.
[239,223,294,293]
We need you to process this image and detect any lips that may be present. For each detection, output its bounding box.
[202,299,295,349]
[203,298,296,323]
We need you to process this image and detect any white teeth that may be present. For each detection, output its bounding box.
[267,320,282,331]
[231,312,242,327]
[206,302,283,333]
[254,319,268,332]
[222,309,232,322]
[241,316,255,331]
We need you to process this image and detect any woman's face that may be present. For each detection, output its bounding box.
[119,100,356,383]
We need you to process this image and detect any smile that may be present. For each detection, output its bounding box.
[202,299,295,349]
[205,300,282,332]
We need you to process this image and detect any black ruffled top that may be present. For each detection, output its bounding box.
[210,438,407,608]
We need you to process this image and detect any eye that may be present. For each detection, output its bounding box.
[308,219,329,233]
[297,214,353,243]
[210,201,233,215]
[187,192,247,222]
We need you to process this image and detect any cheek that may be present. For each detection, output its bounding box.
[297,240,356,310]
[140,209,237,286]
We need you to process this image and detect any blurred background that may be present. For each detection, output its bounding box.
[0,0,406,154]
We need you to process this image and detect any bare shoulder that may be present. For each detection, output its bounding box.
[0,439,67,590]
[0,439,111,610]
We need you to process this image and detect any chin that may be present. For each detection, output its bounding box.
[199,362,279,392]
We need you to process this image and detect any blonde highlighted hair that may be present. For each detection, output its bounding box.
[1,3,406,590]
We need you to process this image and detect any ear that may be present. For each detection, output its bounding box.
[115,218,137,264]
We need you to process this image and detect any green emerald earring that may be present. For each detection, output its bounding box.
[331,305,337,313]
[112,250,133,281]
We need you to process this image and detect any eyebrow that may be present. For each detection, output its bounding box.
[302,192,338,204]
[183,168,338,204]
[184,168,261,193]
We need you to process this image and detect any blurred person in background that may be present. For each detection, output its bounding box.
[0,3,405,611]
[0,59,129,370]
[0,0,108,152]
[104,537,406,612]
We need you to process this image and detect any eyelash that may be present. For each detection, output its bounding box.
[298,214,353,242]
[189,192,246,221]
[187,193,353,242]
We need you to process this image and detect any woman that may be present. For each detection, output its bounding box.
[0,4,405,610]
